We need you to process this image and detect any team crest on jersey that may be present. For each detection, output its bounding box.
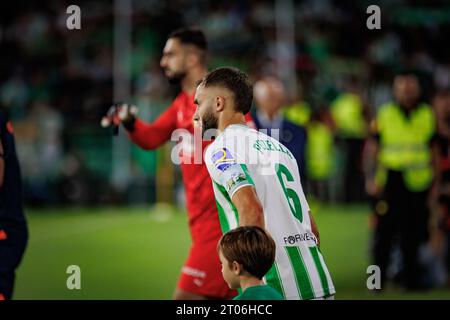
[211,148,236,171]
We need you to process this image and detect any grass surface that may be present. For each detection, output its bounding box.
[14,204,450,299]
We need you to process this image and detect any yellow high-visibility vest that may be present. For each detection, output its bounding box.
[284,101,311,126]
[375,102,436,192]
[306,122,334,180]
[331,93,367,138]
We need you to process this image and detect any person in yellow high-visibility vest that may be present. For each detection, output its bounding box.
[331,76,369,203]
[365,71,439,290]
[306,108,335,202]
[284,100,311,127]
[284,86,312,127]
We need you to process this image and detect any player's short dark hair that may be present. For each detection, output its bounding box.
[200,67,253,115]
[218,226,276,280]
[168,28,207,51]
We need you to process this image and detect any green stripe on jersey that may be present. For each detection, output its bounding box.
[309,246,331,297]
[213,181,239,225]
[285,246,315,300]
[215,199,230,233]
[265,262,286,299]
[240,164,255,185]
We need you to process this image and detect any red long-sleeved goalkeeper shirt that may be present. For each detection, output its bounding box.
[128,91,254,243]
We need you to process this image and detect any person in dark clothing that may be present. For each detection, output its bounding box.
[433,89,450,286]
[252,77,308,186]
[0,106,28,300]
[365,71,438,290]
[331,77,369,203]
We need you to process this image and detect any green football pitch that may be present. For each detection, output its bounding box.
[14,203,450,300]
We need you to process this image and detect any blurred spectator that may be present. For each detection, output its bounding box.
[366,71,438,290]
[0,0,449,208]
[283,85,312,127]
[433,88,450,287]
[253,76,307,185]
[331,76,369,202]
[16,100,63,205]
[305,108,336,203]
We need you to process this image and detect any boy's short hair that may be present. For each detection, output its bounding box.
[218,226,276,280]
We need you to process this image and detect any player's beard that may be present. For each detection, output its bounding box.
[166,71,187,85]
[201,108,218,137]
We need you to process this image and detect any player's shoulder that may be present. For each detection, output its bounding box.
[224,124,260,139]
[222,124,260,150]
[205,135,228,166]
[171,91,191,107]
[205,129,230,156]
[207,124,257,158]
[205,136,219,158]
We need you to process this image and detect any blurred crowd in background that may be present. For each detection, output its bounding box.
[1,0,450,292]
[1,0,449,206]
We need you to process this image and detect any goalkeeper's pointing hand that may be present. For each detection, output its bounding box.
[101,103,138,133]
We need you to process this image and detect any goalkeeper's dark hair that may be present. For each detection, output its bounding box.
[218,226,276,280]
[169,28,207,51]
[169,28,208,64]
[200,67,253,115]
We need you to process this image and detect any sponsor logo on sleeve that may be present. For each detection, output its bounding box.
[211,148,236,171]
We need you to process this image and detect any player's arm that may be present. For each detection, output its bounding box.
[231,186,265,228]
[101,103,178,150]
[207,146,264,228]
[126,107,178,150]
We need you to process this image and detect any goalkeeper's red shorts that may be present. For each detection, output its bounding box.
[177,234,237,299]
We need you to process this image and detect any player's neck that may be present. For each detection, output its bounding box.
[181,67,208,96]
[218,113,246,132]
[239,276,265,292]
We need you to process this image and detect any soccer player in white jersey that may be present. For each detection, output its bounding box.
[193,67,335,300]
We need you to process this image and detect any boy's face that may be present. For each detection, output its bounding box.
[218,250,240,289]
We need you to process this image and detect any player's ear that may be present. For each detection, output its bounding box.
[216,96,225,112]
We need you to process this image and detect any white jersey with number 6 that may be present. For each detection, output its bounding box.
[205,124,335,300]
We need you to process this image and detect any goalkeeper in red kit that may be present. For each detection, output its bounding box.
[102,28,254,300]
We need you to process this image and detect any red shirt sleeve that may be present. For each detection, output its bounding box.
[127,102,178,150]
